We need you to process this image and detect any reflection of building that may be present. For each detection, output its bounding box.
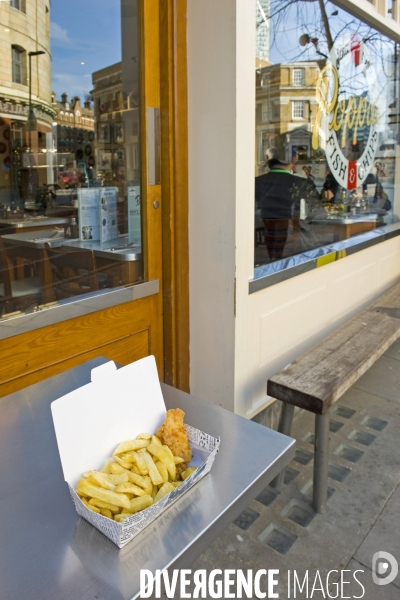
[256,0,271,63]
[91,63,124,186]
[0,0,56,205]
[256,61,321,173]
[52,93,95,180]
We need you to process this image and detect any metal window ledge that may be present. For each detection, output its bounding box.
[250,223,400,294]
[0,280,159,341]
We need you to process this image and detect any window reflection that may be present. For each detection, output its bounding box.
[0,0,143,319]
[255,0,399,268]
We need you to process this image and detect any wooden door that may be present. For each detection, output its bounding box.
[0,0,189,397]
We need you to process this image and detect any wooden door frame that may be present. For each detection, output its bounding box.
[159,0,190,392]
[0,0,189,398]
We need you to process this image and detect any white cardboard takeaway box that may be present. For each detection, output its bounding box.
[51,355,220,548]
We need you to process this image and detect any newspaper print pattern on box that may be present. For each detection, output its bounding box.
[69,425,220,548]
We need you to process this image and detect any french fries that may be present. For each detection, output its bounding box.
[75,428,196,523]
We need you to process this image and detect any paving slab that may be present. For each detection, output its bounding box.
[353,355,400,403]
[342,560,400,600]
[384,338,400,362]
[354,484,400,590]
[191,373,400,599]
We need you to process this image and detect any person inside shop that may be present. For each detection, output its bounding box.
[256,156,324,261]
[362,164,392,212]
[320,166,340,203]
[256,157,294,261]
[261,146,279,174]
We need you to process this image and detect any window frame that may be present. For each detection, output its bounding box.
[292,100,305,119]
[292,68,304,87]
[10,0,26,13]
[11,45,26,85]
[261,102,269,123]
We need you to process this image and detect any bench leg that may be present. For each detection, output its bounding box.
[312,412,330,513]
[270,403,295,489]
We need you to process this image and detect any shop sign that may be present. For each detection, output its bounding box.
[312,34,381,189]
[0,100,53,126]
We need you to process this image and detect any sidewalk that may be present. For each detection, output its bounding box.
[191,339,400,599]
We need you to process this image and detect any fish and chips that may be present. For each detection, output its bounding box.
[75,409,196,522]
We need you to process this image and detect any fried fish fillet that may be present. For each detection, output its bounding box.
[156,408,192,476]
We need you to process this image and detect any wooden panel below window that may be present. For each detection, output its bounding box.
[0,294,162,398]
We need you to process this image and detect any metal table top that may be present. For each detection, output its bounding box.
[61,238,142,261]
[0,216,69,228]
[1,229,78,249]
[0,357,294,600]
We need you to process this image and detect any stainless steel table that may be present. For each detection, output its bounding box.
[62,239,143,286]
[1,230,79,304]
[0,357,295,600]
[61,238,142,261]
[0,216,69,229]
[1,229,78,249]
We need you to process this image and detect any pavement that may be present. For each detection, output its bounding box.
[189,338,400,599]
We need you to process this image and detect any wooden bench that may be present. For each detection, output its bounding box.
[267,280,400,513]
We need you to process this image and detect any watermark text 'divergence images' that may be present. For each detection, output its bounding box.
[140,554,398,599]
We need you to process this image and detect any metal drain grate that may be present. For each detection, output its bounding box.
[330,419,344,433]
[282,500,316,528]
[256,486,281,507]
[333,406,357,419]
[301,479,336,500]
[294,448,314,465]
[284,466,299,484]
[303,432,315,445]
[258,523,298,554]
[361,416,388,431]
[334,444,364,463]
[328,461,351,482]
[348,429,377,446]
[233,507,259,530]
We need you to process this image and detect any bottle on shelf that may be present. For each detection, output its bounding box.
[338,188,348,215]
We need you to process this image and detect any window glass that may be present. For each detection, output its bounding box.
[10,0,25,12]
[11,47,25,84]
[292,68,304,86]
[0,1,143,320]
[255,0,399,270]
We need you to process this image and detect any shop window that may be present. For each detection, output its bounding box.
[11,46,26,85]
[0,0,144,325]
[292,101,304,119]
[254,0,400,278]
[292,68,304,86]
[10,0,26,13]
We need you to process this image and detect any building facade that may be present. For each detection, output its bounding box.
[52,93,95,184]
[0,0,399,430]
[256,61,320,174]
[188,0,400,421]
[255,0,270,63]
[0,0,55,206]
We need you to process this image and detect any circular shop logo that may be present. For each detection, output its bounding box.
[312,34,382,190]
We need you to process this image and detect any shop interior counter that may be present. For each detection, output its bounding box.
[0,357,295,600]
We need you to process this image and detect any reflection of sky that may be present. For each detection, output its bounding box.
[269,0,394,71]
[51,0,121,101]
[268,0,395,134]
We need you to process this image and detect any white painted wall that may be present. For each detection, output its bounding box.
[187,0,237,410]
[187,0,400,417]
